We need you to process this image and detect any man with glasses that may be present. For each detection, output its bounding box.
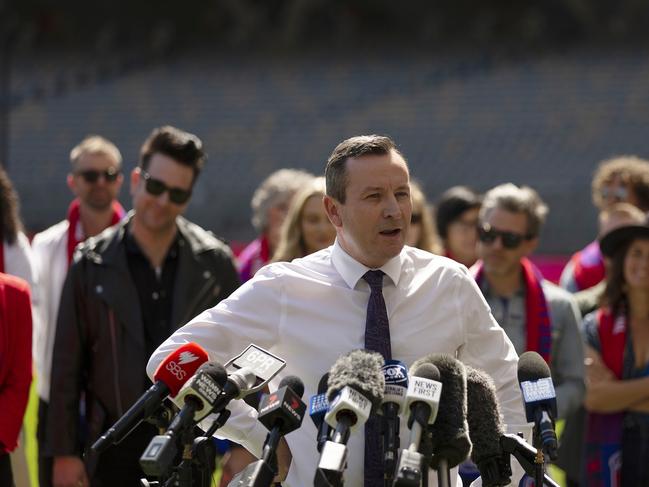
[473,183,584,423]
[32,135,126,487]
[46,126,240,487]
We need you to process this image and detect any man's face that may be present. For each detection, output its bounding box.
[477,207,538,277]
[68,152,123,211]
[324,150,411,268]
[130,153,194,234]
[601,174,639,209]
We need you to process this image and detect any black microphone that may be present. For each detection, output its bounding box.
[140,362,228,478]
[411,354,472,487]
[92,342,209,454]
[228,375,307,487]
[309,373,331,452]
[393,363,442,487]
[465,366,512,487]
[314,350,385,487]
[380,360,409,483]
[517,351,558,461]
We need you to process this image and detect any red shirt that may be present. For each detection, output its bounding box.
[0,272,33,453]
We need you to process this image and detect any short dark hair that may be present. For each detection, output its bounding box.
[435,186,482,239]
[325,134,404,203]
[139,126,205,180]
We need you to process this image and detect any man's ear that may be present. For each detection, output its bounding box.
[130,167,141,196]
[66,173,76,194]
[324,195,343,228]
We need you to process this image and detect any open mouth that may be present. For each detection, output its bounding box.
[380,229,401,237]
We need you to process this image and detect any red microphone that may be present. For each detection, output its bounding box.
[92,342,208,453]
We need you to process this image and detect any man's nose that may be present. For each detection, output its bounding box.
[383,195,401,219]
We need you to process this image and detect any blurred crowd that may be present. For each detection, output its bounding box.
[1,127,649,486]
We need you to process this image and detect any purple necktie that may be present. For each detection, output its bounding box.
[362,270,391,486]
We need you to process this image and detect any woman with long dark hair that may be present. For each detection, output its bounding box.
[0,166,35,288]
[583,214,649,485]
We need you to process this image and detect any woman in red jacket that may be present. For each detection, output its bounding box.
[0,272,33,487]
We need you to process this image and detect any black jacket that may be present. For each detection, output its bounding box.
[46,214,240,464]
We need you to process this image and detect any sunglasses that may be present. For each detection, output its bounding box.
[478,224,533,249]
[600,186,628,202]
[142,171,192,205]
[76,168,120,183]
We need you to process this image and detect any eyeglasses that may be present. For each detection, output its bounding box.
[411,214,422,224]
[142,172,192,205]
[75,168,120,183]
[477,223,533,249]
[600,186,628,202]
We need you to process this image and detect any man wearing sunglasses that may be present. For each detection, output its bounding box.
[31,135,126,487]
[46,126,240,487]
[473,183,585,424]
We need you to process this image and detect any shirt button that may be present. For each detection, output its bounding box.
[203,271,212,279]
[95,285,103,294]
[152,291,159,300]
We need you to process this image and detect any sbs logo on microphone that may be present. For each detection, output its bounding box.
[178,351,201,364]
[165,361,188,381]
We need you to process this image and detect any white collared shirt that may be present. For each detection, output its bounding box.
[148,240,527,486]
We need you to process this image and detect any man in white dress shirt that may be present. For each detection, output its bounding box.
[148,135,528,486]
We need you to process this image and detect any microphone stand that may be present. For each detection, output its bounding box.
[435,458,450,487]
[419,429,432,487]
[500,434,559,487]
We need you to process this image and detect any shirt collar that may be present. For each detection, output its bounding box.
[330,238,403,290]
[479,275,525,300]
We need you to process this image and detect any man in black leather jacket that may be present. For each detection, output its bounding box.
[46,126,240,487]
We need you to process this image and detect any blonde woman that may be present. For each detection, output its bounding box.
[273,177,336,262]
[406,180,442,254]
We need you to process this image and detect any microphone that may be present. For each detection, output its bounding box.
[309,373,331,452]
[411,354,472,470]
[465,366,512,487]
[393,363,442,486]
[210,366,259,414]
[380,360,409,482]
[210,344,287,416]
[92,342,208,453]
[411,354,471,487]
[314,350,385,487]
[517,351,558,460]
[228,375,307,487]
[140,362,228,478]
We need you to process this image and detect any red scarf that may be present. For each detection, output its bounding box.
[0,235,4,273]
[472,257,553,363]
[585,308,626,487]
[570,240,606,291]
[66,199,125,264]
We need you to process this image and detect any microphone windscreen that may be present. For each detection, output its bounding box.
[317,373,329,395]
[280,375,305,398]
[326,349,385,412]
[153,342,209,396]
[412,363,441,382]
[196,362,228,386]
[465,366,504,465]
[517,351,551,383]
[412,354,471,468]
